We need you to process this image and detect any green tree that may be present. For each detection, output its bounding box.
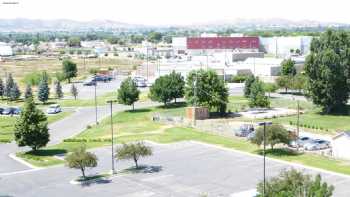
[250,124,291,150]
[116,141,152,169]
[9,83,21,101]
[14,97,49,151]
[281,58,297,76]
[0,77,3,98]
[249,80,270,108]
[305,30,350,113]
[291,74,307,93]
[67,37,81,47]
[71,84,78,100]
[185,69,229,114]
[62,59,77,83]
[150,75,173,106]
[24,84,33,99]
[276,75,292,93]
[55,81,63,99]
[4,73,15,98]
[117,77,140,110]
[37,72,50,104]
[263,83,278,97]
[147,32,163,43]
[256,169,334,197]
[244,75,256,98]
[65,145,98,180]
[169,71,185,103]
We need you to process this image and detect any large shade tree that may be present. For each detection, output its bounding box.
[305,30,350,113]
[62,60,77,83]
[185,69,229,114]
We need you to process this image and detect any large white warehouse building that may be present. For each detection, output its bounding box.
[0,42,13,56]
[260,36,312,57]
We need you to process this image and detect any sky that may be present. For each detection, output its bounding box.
[0,0,349,25]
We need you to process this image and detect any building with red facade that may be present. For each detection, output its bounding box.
[187,37,259,50]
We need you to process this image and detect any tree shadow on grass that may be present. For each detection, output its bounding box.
[126,108,152,113]
[121,165,163,174]
[26,149,67,156]
[255,148,302,157]
[158,102,187,109]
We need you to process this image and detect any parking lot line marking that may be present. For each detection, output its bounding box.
[8,153,41,170]
[188,140,350,179]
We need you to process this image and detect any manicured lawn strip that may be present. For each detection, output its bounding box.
[0,111,72,142]
[16,151,64,167]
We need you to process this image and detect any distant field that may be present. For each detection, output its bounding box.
[0,57,141,86]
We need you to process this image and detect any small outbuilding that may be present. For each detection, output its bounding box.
[332,131,350,160]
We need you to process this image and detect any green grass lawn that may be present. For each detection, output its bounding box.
[0,111,72,142]
[17,103,350,176]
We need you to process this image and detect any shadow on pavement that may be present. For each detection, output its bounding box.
[122,165,163,174]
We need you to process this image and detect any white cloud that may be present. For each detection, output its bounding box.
[0,0,349,25]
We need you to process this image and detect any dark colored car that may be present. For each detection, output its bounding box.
[0,107,4,114]
[94,75,112,82]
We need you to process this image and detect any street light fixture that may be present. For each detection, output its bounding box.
[257,121,272,197]
[107,99,117,174]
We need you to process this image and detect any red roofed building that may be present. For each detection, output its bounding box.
[187,37,259,50]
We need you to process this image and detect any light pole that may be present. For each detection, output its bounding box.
[94,74,98,125]
[258,121,272,197]
[107,100,117,174]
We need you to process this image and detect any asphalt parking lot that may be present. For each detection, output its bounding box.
[1,141,350,197]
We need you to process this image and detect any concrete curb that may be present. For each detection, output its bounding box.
[8,153,41,170]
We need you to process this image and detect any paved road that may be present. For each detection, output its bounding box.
[0,101,160,174]
[1,141,349,197]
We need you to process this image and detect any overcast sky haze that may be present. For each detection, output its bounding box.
[0,0,349,25]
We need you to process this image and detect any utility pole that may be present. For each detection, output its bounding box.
[297,100,300,138]
[258,121,272,197]
[146,47,149,80]
[94,74,98,125]
[107,100,117,174]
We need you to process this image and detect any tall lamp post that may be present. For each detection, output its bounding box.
[94,74,98,125]
[258,121,272,197]
[107,100,117,174]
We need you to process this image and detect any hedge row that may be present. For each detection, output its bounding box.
[289,121,329,132]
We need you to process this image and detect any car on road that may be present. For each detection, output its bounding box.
[135,80,147,87]
[83,78,97,86]
[46,104,62,114]
[235,124,254,137]
[2,107,21,115]
[304,139,330,151]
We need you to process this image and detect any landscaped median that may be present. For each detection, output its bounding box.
[15,101,350,176]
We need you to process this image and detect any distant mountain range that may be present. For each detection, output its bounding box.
[0,18,348,32]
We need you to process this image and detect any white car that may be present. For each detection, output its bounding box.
[304,139,330,151]
[47,104,62,114]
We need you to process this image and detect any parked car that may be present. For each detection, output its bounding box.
[304,139,330,151]
[296,136,313,148]
[247,131,256,140]
[235,124,254,137]
[0,107,4,114]
[135,80,147,87]
[46,104,62,114]
[2,107,20,115]
[83,78,97,86]
[95,75,112,82]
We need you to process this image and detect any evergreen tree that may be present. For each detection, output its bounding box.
[37,72,50,104]
[55,81,63,99]
[117,77,140,110]
[244,75,256,98]
[24,84,33,99]
[4,73,15,98]
[71,84,78,100]
[14,97,49,151]
[0,77,4,98]
[9,83,21,101]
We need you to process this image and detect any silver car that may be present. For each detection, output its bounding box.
[304,139,330,151]
[47,104,62,114]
